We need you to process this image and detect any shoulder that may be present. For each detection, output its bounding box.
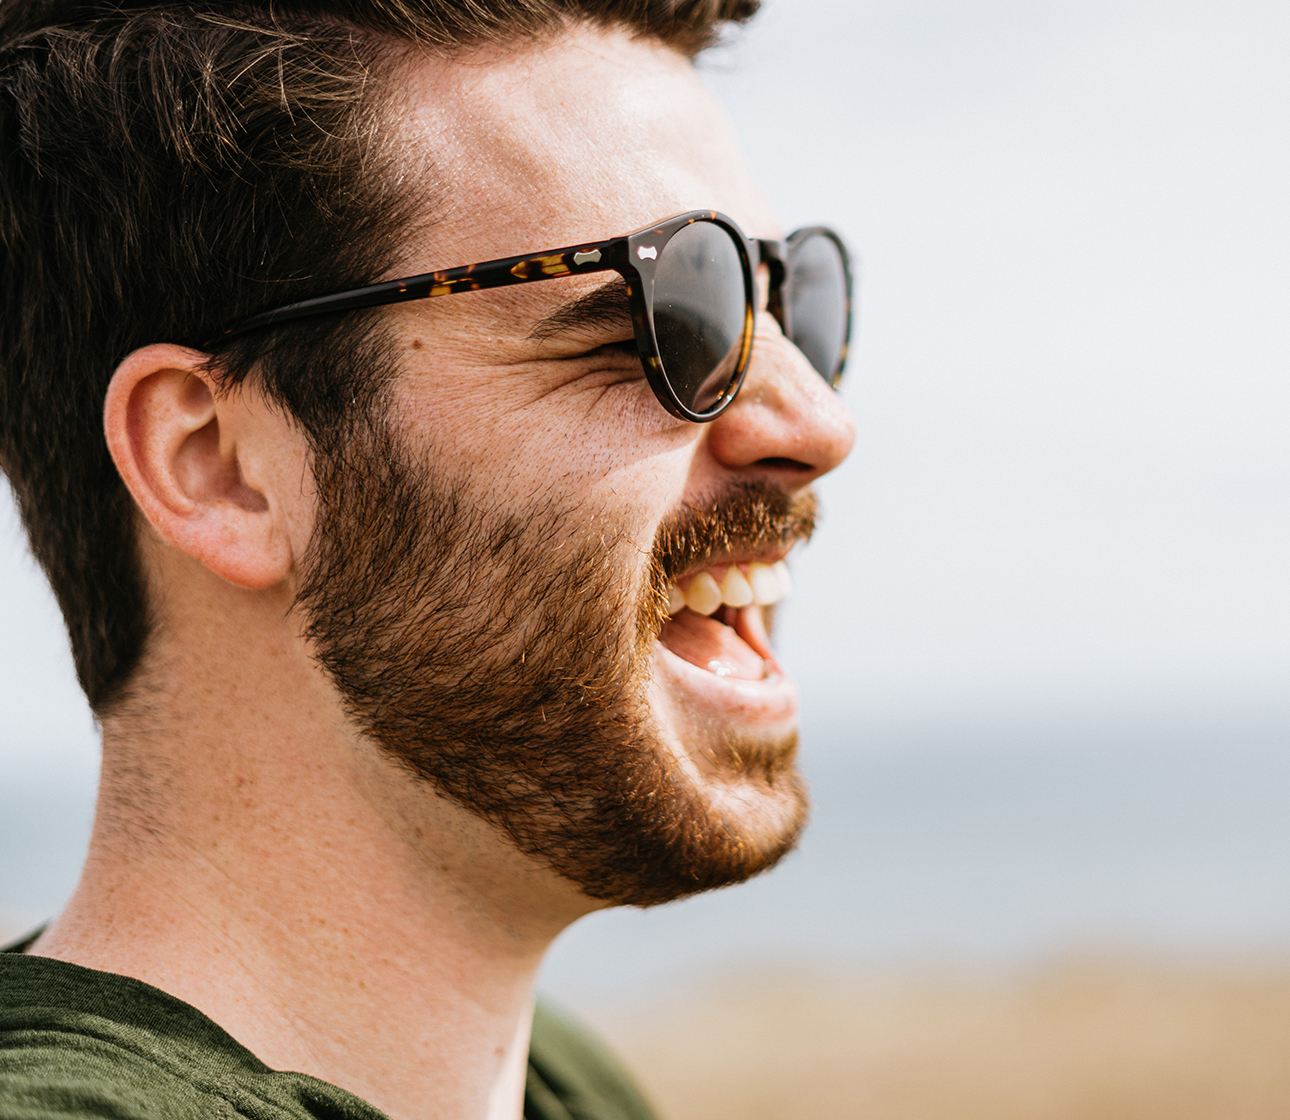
[525,1002,657,1120]
[0,955,383,1120]
[0,1023,225,1120]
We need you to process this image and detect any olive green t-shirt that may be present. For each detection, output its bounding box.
[0,951,656,1120]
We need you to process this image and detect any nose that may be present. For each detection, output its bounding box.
[702,312,856,489]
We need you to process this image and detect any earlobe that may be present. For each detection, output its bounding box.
[104,344,295,590]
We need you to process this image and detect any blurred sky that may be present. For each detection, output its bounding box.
[708,0,1290,724]
[1,0,1287,763]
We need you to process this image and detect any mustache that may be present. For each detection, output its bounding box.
[650,482,818,587]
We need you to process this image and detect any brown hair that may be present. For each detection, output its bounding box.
[0,0,759,711]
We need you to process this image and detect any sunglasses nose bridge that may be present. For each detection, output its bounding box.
[755,239,790,333]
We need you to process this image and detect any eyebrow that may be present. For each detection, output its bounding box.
[526,277,634,342]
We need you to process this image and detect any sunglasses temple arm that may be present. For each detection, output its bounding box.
[214,239,628,342]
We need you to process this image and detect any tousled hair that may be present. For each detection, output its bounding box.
[0,0,758,710]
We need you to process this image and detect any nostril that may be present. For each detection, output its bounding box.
[757,457,812,472]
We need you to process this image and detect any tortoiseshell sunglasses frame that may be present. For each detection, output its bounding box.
[217,209,851,423]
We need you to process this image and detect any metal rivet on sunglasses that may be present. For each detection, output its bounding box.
[573,250,601,265]
[637,245,658,260]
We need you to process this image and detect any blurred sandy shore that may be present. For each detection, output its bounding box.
[570,960,1290,1120]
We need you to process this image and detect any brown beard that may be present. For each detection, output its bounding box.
[295,412,818,906]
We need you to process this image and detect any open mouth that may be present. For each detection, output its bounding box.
[657,561,792,681]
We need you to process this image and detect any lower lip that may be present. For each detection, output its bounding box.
[651,639,800,727]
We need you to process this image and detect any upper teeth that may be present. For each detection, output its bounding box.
[668,560,793,617]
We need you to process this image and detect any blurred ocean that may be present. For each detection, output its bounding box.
[5,703,1289,998]
[543,704,1290,998]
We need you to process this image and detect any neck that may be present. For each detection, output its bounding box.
[33,615,596,1120]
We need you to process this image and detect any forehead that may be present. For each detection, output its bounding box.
[389,25,780,267]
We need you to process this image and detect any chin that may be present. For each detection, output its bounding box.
[623,685,811,901]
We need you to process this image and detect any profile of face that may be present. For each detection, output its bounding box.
[296,27,855,907]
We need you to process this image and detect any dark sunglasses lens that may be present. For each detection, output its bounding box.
[651,221,749,415]
[788,232,849,384]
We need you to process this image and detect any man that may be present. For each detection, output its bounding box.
[0,0,855,1117]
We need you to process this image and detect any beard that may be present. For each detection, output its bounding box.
[295,411,818,906]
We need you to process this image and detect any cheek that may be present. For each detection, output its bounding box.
[494,436,700,583]
[394,375,699,509]
[545,427,701,550]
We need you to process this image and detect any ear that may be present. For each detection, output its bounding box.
[104,344,296,589]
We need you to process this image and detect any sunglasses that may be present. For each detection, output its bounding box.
[218,209,853,422]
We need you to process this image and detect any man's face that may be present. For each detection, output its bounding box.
[297,26,855,906]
